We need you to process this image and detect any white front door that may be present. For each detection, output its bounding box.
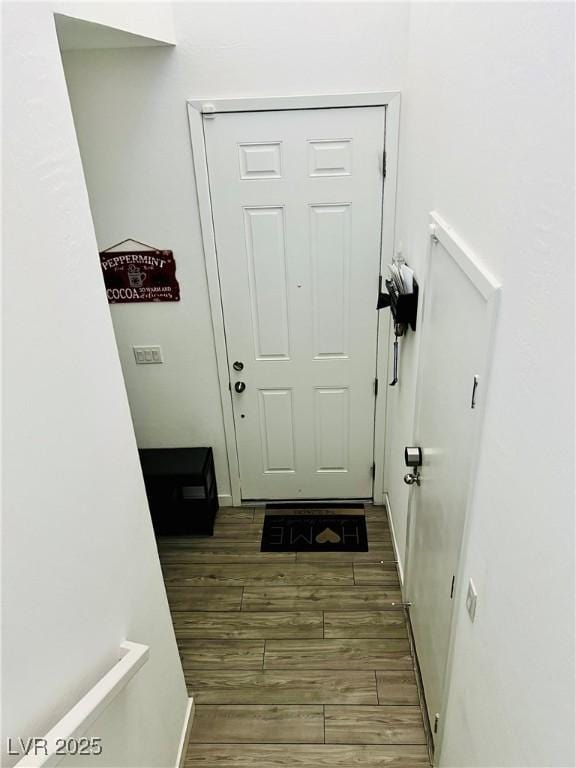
[204,107,386,499]
[405,214,500,738]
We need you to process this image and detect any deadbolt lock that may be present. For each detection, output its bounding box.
[233,361,244,372]
[404,446,422,467]
[404,446,422,486]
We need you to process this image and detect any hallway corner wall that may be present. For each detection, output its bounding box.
[2,4,189,766]
[391,3,575,766]
[53,0,176,46]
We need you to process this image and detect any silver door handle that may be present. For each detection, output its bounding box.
[389,338,399,386]
[471,375,479,409]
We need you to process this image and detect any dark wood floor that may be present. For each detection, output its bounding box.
[158,505,430,767]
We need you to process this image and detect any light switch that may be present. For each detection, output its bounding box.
[133,346,163,364]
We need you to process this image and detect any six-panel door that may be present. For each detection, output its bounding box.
[204,107,385,499]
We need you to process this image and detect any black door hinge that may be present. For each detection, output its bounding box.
[450,574,455,599]
[370,462,376,478]
[382,149,387,179]
[434,714,440,734]
[374,378,379,397]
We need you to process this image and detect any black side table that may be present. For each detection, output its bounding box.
[138,447,218,536]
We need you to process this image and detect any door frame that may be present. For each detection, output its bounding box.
[187,92,401,506]
[405,212,501,760]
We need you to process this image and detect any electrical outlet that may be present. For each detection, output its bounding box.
[133,346,163,364]
[466,578,478,622]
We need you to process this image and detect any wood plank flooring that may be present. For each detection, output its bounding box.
[158,505,430,767]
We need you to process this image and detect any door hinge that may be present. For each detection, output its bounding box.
[382,149,387,178]
[201,103,217,119]
[370,462,376,478]
[434,714,440,734]
[450,574,455,599]
[374,378,379,397]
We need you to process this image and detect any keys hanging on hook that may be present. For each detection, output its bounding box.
[389,322,406,387]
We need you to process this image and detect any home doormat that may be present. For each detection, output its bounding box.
[261,503,368,552]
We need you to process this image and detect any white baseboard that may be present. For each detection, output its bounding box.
[385,492,404,588]
[175,696,194,768]
[218,493,233,507]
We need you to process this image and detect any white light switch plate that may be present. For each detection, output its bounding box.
[133,345,163,364]
[466,578,478,622]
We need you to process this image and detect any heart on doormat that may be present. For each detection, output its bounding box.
[315,527,341,544]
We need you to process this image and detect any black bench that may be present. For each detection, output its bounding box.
[138,447,218,536]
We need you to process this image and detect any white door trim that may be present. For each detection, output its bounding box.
[187,92,400,506]
[189,92,401,114]
[407,211,500,761]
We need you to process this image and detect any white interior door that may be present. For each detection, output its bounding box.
[204,107,386,500]
[405,214,500,737]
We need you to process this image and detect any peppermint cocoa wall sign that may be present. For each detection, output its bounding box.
[99,239,180,303]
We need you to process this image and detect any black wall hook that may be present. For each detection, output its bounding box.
[377,276,418,331]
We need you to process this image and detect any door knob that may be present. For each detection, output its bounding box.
[234,381,246,393]
[404,472,421,486]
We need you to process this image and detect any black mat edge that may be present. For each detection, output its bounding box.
[265,502,364,510]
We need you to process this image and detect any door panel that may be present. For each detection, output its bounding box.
[204,107,385,499]
[244,206,290,359]
[310,203,350,358]
[314,387,350,473]
[405,215,499,737]
[258,389,296,472]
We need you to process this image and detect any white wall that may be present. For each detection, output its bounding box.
[390,3,575,766]
[54,1,176,47]
[2,4,189,766]
[55,4,575,763]
[61,1,410,502]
